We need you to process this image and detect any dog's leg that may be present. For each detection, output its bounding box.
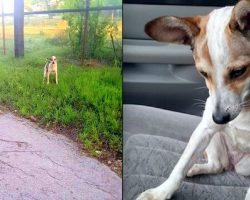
[43,66,47,83]
[56,72,58,84]
[47,72,50,84]
[245,187,250,200]
[235,155,250,176]
[137,98,224,200]
[187,132,229,177]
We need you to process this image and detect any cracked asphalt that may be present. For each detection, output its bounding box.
[0,112,122,200]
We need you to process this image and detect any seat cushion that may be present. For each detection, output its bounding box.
[123,104,250,200]
[124,104,201,142]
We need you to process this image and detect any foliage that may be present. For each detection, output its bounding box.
[30,0,63,10]
[62,0,122,66]
[0,37,122,154]
[26,0,63,18]
[23,0,122,65]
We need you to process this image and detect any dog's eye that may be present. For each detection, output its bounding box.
[200,70,208,78]
[229,66,247,79]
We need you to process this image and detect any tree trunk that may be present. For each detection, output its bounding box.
[80,0,90,65]
[14,0,24,57]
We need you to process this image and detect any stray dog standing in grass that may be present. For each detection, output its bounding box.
[44,56,58,84]
[137,0,250,200]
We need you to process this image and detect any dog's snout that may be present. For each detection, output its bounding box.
[212,111,230,124]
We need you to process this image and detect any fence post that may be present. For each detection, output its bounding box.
[80,0,90,65]
[14,0,24,57]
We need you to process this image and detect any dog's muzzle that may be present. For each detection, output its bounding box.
[212,111,231,124]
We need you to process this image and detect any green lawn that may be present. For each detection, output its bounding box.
[0,37,122,155]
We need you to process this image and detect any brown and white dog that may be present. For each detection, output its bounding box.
[43,56,58,84]
[137,1,250,200]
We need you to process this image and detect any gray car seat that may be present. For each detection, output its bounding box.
[123,104,250,200]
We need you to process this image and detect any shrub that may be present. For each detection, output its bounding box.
[62,0,121,66]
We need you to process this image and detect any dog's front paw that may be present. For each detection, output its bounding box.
[136,188,163,200]
[136,188,172,200]
[187,164,200,177]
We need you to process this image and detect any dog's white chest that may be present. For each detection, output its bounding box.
[48,63,57,73]
[227,112,250,152]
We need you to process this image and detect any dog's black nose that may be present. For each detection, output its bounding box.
[212,112,230,124]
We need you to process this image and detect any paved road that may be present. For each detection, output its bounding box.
[0,113,122,200]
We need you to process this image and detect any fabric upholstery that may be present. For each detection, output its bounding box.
[123,104,250,200]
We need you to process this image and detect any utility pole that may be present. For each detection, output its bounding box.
[80,0,90,65]
[1,0,6,55]
[14,0,24,57]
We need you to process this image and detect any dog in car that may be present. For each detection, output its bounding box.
[137,0,250,199]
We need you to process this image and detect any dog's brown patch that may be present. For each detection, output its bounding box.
[229,0,250,32]
[222,0,250,94]
[192,16,215,92]
[144,16,200,45]
[223,20,250,93]
[193,16,211,63]
[224,65,250,93]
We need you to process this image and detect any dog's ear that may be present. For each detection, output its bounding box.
[145,16,200,46]
[229,0,250,32]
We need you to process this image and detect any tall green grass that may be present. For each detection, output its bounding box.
[0,37,122,154]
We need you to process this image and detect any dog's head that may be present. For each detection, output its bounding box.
[47,56,57,65]
[145,0,250,124]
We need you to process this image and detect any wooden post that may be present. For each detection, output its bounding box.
[80,0,90,65]
[14,0,24,57]
[1,0,6,55]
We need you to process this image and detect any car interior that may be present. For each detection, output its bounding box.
[123,0,237,116]
[123,1,249,200]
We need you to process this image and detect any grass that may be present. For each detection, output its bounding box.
[0,36,122,155]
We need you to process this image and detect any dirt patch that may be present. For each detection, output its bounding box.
[97,150,122,177]
[53,125,122,177]
[69,59,105,67]
[84,59,104,67]
[53,124,79,143]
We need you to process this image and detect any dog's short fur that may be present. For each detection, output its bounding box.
[43,56,58,84]
[137,1,250,200]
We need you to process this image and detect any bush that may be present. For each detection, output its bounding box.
[62,0,121,66]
